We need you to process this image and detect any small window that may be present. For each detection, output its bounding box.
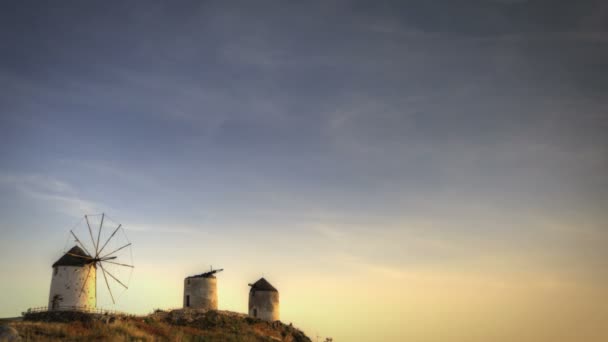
[187,278,190,285]
[54,267,58,276]
[253,308,257,318]
[186,295,190,307]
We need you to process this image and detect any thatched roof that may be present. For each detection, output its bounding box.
[249,278,277,292]
[52,246,91,267]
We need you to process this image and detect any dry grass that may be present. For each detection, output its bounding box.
[10,320,268,341]
[12,320,156,341]
[10,310,310,342]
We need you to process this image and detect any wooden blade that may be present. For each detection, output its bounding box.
[101,263,129,289]
[85,215,97,258]
[100,242,131,259]
[95,213,104,258]
[97,224,121,256]
[102,260,134,268]
[70,230,93,257]
[78,264,93,298]
[99,263,115,304]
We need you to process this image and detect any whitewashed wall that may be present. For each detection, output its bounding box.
[183,276,218,310]
[249,291,280,321]
[48,265,96,310]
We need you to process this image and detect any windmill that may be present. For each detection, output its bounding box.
[183,266,224,310]
[49,213,134,310]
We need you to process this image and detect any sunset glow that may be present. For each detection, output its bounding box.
[1,1,607,341]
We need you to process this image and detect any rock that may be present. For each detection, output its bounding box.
[0,324,21,342]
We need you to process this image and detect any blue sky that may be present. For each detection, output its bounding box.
[1,1,607,341]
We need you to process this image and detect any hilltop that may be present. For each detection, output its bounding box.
[1,309,311,341]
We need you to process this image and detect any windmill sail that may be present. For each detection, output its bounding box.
[63,213,134,308]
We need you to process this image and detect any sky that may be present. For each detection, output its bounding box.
[1,0,607,341]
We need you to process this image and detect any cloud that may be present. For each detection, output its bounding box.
[0,172,105,217]
[0,173,74,193]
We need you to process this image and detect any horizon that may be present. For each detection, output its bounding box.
[1,1,607,341]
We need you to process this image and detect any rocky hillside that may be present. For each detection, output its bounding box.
[1,309,311,341]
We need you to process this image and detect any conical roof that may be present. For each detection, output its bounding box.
[52,245,92,267]
[249,277,278,292]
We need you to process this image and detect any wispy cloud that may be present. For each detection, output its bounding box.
[0,172,105,217]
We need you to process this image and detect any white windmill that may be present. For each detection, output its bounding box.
[48,213,134,311]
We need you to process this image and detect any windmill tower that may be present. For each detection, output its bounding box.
[48,245,96,310]
[248,277,279,321]
[184,267,223,310]
[48,213,134,310]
